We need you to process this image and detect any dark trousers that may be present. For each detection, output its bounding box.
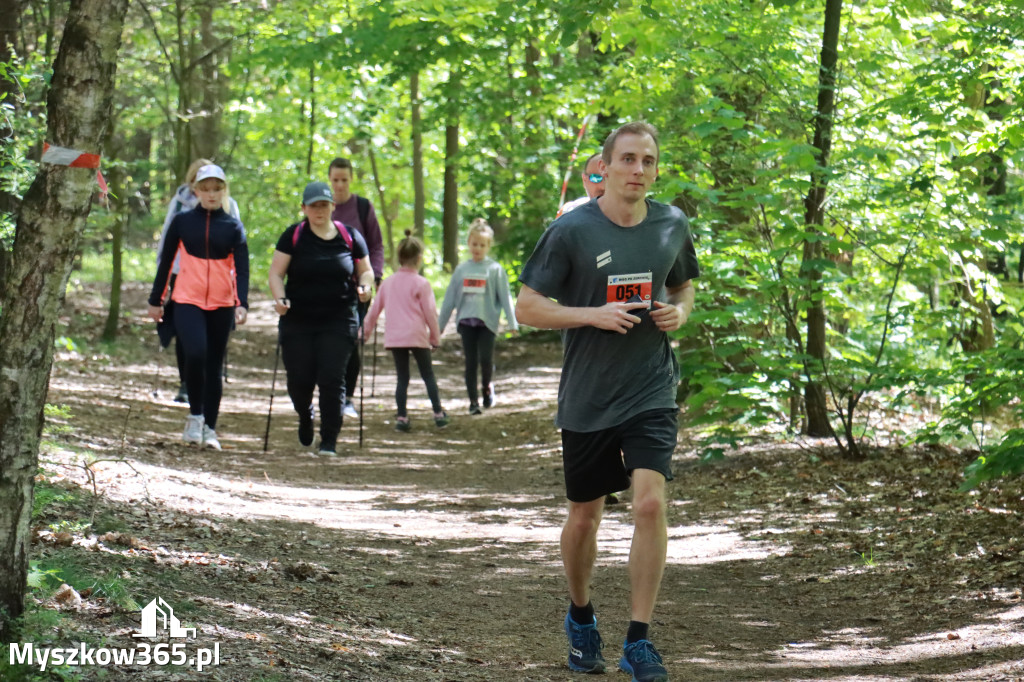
[458,323,495,405]
[173,304,234,429]
[280,319,355,450]
[344,300,369,403]
[391,347,442,417]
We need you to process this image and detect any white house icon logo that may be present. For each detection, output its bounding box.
[133,598,196,639]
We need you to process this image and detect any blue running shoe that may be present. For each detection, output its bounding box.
[619,639,668,682]
[564,612,605,673]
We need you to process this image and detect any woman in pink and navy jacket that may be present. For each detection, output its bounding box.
[148,164,249,451]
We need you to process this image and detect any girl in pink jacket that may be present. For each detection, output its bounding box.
[363,231,450,431]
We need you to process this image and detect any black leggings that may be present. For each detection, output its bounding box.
[457,323,495,405]
[391,347,442,417]
[280,320,355,450]
[173,304,234,429]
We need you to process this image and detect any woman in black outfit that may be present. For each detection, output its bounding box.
[267,181,374,455]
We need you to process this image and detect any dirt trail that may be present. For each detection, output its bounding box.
[25,283,1024,681]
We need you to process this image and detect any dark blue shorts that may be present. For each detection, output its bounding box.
[561,408,678,503]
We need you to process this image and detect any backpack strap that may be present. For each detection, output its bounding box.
[356,196,370,231]
[292,220,353,249]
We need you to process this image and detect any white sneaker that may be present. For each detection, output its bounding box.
[343,401,359,419]
[183,415,204,444]
[202,425,222,451]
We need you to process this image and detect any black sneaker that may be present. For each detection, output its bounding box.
[434,411,450,428]
[469,403,482,415]
[298,405,314,446]
[564,612,605,673]
[395,417,411,432]
[482,385,494,408]
[619,639,668,682]
[174,383,188,403]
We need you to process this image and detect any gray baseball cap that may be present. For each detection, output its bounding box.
[302,181,333,205]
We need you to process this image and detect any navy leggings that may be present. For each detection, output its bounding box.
[280,320,355,450]
[391,348,442,417]
[457,323,495,405]
[173,304,234,429]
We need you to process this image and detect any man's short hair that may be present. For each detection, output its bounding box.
[602,122,660,164]
[581,152,601,173]
[329,157,353,173]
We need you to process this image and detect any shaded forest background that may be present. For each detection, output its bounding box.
[1,0,1023,481]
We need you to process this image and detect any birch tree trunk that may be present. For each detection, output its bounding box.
[801,0,842,438]
[411,70,425,240]
[0,0,130,629]
[0,0,23,286]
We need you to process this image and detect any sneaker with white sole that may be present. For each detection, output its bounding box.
[343,401,359,419]
[183,415,204,444]
[202,425,221,451]
[564,612,606,673]
[619,639,668,682]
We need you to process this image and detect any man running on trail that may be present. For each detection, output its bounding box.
[516,121,699,682]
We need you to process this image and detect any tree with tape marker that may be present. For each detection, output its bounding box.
[147,164,249,452]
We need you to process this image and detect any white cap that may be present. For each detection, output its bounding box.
[194,164,226,182]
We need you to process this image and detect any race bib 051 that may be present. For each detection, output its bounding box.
[606,272,652,307]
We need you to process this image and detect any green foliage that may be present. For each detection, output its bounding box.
[0,605,80,682]
[909,346,1024,489]
[32,479,77,519]
[9,0,1024,480]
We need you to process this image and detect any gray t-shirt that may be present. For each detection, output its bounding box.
[519,199,700,432]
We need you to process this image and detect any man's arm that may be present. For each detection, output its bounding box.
[650,280,695,333]
[362,201,386,282]
[515,284,648,334]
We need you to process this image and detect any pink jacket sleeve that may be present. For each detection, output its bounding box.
[420,279,441,347]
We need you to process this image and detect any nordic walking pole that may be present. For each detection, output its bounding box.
[151,346,163,399]
[371,324,378,397]
[359,320,365,449]
[263,337,281,452]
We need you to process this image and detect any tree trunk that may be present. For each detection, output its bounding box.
[102,209,125,342]
[366,144,395,268]
[173,0,192,183]
[0,0,24,288]
[410,70,425,240]
[442,69,460,272]
[304,62,315,176]
[101,137,126,342]
[801,0,842,439]
[193,0,226,161]
[0,0,130,630]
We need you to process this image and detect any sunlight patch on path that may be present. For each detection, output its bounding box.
[91,457,786,567]
[697,604,1024,679]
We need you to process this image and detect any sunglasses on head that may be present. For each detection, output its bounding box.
[587,173,604,183]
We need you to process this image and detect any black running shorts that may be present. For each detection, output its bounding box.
[560,408,678,503]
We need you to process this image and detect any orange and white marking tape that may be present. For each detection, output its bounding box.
[41,142,108,200]
[41,142,102,169]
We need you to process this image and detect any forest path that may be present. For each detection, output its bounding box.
[30,283,1024,681]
